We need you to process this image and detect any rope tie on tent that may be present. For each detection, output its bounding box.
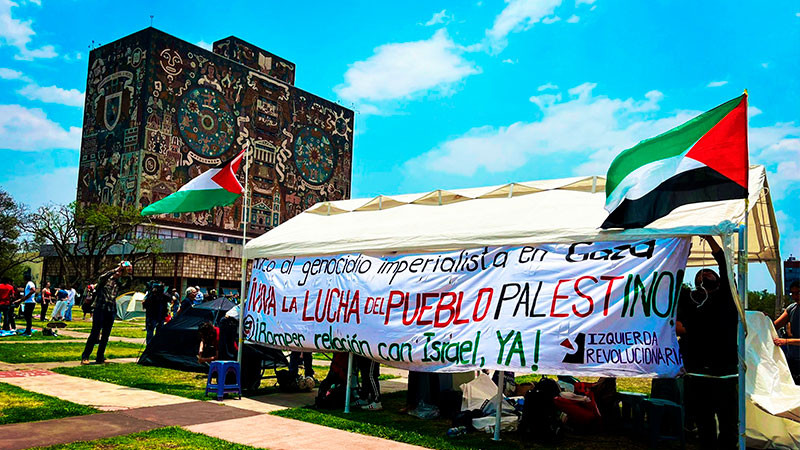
[690,239,710,307]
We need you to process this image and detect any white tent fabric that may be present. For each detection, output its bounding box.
[745,312,800,449]
[246,165,780,284]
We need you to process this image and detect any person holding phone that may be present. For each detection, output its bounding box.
[81,261,130,364]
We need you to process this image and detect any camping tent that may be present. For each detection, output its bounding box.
[138,298,287,388]
[115,291,146,320]
[244,165,789,445]
[138,297,235,372]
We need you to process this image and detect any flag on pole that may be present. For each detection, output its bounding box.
[141,151,245,216]
[602,93,748,229]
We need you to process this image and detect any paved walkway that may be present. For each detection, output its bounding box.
[0,363,418,450]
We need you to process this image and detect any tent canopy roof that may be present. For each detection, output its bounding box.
[246,165,780,281]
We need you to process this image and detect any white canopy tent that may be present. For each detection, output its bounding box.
[246,165,781,299]
[243,164,789,446]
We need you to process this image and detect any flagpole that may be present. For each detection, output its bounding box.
[237,147,251,365]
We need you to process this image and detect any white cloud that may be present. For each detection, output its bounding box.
[3,165,78,208]
[486,0,562,52]
[542,16,561,24]
[537,82,558,91]
[707,80,728,87]
[566,15,580,23]
[0,67,25,80]
[0,0,57,60]
[761,62,769,69]
[406,83,680,177]
[335,29,480,111]
[195,40,213,51]
[0,104,81,151]
[502,58,517,64]
[748,106,762,117]
[18,84,84,107]
[424,9,451,26]
[576,0,595,4]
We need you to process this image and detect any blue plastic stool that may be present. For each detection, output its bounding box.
[643,398,685,448]
[205,360,242,401]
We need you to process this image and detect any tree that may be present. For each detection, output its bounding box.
[0,190,39,279]
[25,202,160,286]
[747,289,778,319]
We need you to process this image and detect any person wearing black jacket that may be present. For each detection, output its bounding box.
[81,262,130,364]
[676,236,738,449]
[143,281,169,344]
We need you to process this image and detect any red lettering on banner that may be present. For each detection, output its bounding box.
[417,292,437,326]
[473,288,493,322]
[385,290,405,325]
[550,279,571,318]
[573,276,598,318]
[453,292,469,325]
[435,292,458,327]
[402,293,419,325]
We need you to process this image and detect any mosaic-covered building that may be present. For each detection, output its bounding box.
[42,27,354,294]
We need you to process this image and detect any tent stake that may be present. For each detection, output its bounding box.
[492,371,502,441]
[344,352,354,413]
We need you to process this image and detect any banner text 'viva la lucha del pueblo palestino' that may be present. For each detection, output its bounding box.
[244,238,691,377]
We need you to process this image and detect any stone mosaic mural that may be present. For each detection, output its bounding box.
[77,28,353,237]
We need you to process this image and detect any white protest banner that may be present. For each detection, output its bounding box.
[244,237,691,377]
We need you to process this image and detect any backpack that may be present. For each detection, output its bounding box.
[519,377,564,443]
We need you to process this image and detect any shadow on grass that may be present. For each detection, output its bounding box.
[274,391,689,450]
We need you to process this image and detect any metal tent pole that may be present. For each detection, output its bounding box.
[237,148,251,365]
[737,214,749,449]
[344,353,354,413]
[492,371,503,441]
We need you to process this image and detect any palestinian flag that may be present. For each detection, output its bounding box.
[141,151,245,216]
[602,93,748,229]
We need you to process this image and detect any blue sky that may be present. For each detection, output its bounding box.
[0,0,798,290]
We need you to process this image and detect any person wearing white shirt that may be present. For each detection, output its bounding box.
[21,275,36,336]
[64,287,77,321]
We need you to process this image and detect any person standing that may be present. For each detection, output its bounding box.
[51,287,68,321]
[194,287,204,305]
[64,285,77,321]
[353,355,382,410]
[143,281,169,344]
[773,280,800,384]
[176,287,196,317]
[0,278,14,331]
[81,262,130,364]
[676,236,738,449]
[81,285,94,320]
[20,274,36,336]
[40,282,52,321]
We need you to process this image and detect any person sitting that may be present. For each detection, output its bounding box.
[198,321,219,364]
[773,280,800,384]
[50,287,69,321]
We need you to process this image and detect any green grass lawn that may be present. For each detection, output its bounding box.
[0,382,95,425]
[0,342,144,363]
[55,362,333,401]
[31,426,262,450]
[515,375,652,395]
[274,391,667,450]
[0,333,75,341]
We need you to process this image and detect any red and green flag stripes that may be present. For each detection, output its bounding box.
[141,151,245,216]
[602,94,749,229]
